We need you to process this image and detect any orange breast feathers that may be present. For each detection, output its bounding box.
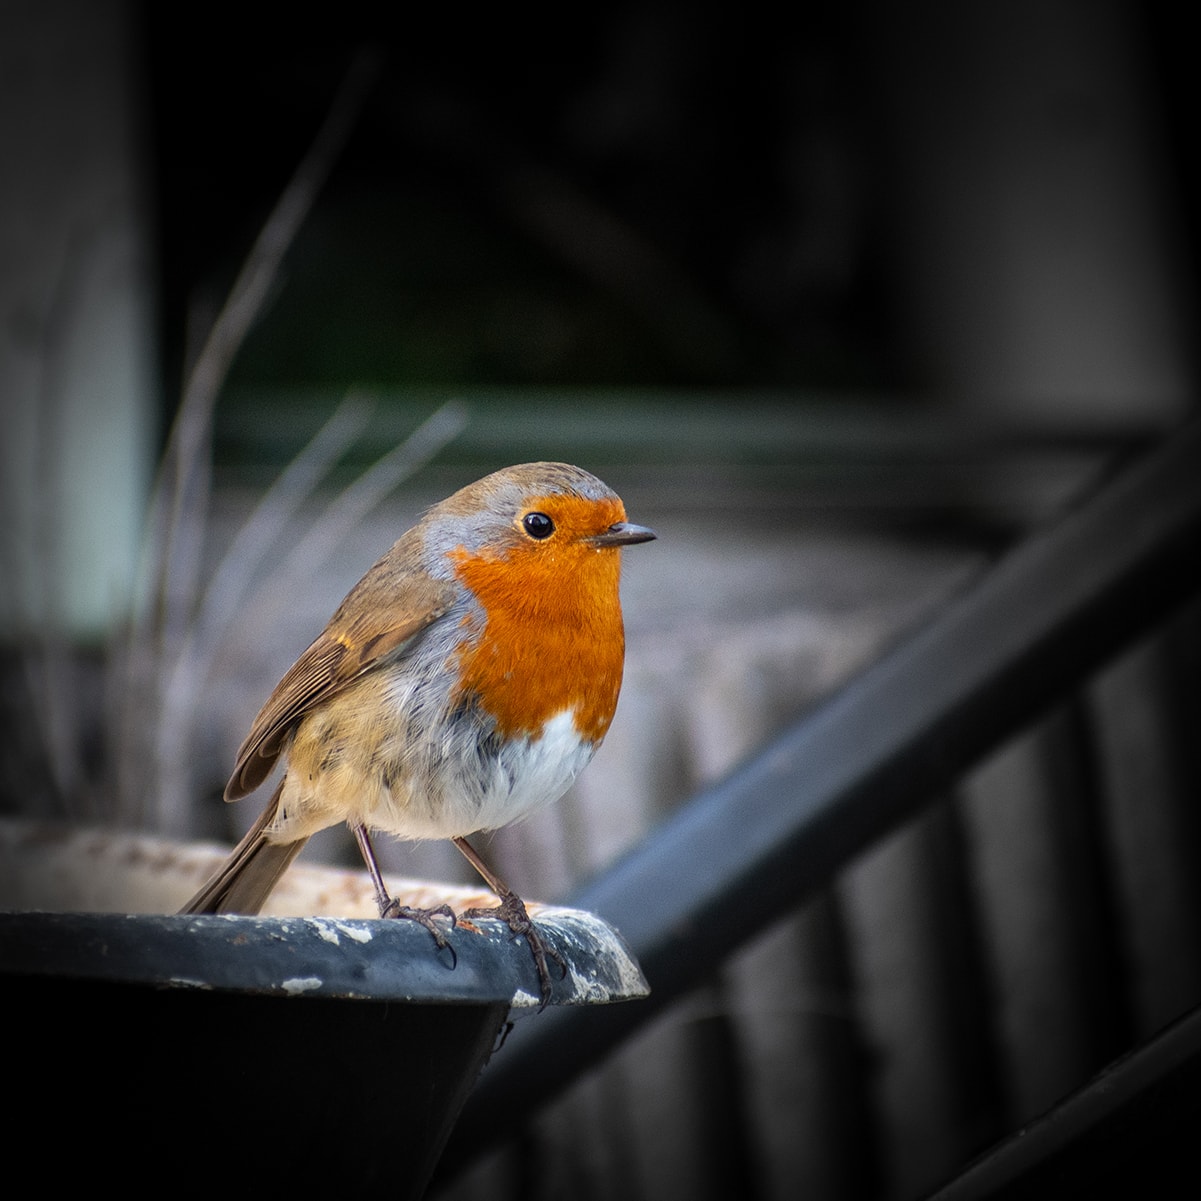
[447,496,629,744]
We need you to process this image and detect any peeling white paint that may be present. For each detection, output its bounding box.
[281,976,323,995]
[307,919,341,945]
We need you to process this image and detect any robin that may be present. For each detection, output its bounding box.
[182,461,655,1005]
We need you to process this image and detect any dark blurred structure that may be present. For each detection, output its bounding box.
[137,2,1197,411]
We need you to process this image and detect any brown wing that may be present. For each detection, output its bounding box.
[225,567,455,800]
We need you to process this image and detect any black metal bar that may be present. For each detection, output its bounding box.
[441,417,1201,1171]
[925,1003,1201,1199]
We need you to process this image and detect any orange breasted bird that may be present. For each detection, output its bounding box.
[181,461,656,1005]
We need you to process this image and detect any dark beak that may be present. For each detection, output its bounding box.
[591,521,657,547]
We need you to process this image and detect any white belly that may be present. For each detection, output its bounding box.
[367,706,596,841]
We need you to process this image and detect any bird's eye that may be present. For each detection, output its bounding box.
[522,511,555,540]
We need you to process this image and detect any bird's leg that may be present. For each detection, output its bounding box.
[352,824,456,956]
[453,835,566,1009]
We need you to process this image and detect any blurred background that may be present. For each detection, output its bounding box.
[2,1,1198,1198]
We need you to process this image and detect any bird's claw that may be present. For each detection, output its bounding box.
[463,892,566,1010]
[380,900,458,968]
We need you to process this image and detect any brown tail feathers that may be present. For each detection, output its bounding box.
[180,782,307,915]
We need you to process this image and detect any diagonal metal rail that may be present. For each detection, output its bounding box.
[926,1002,1201,1198]
[441,416,1201,1173]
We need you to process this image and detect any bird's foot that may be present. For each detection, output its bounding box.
[380,899,458,967]
[462,891,567,1010]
